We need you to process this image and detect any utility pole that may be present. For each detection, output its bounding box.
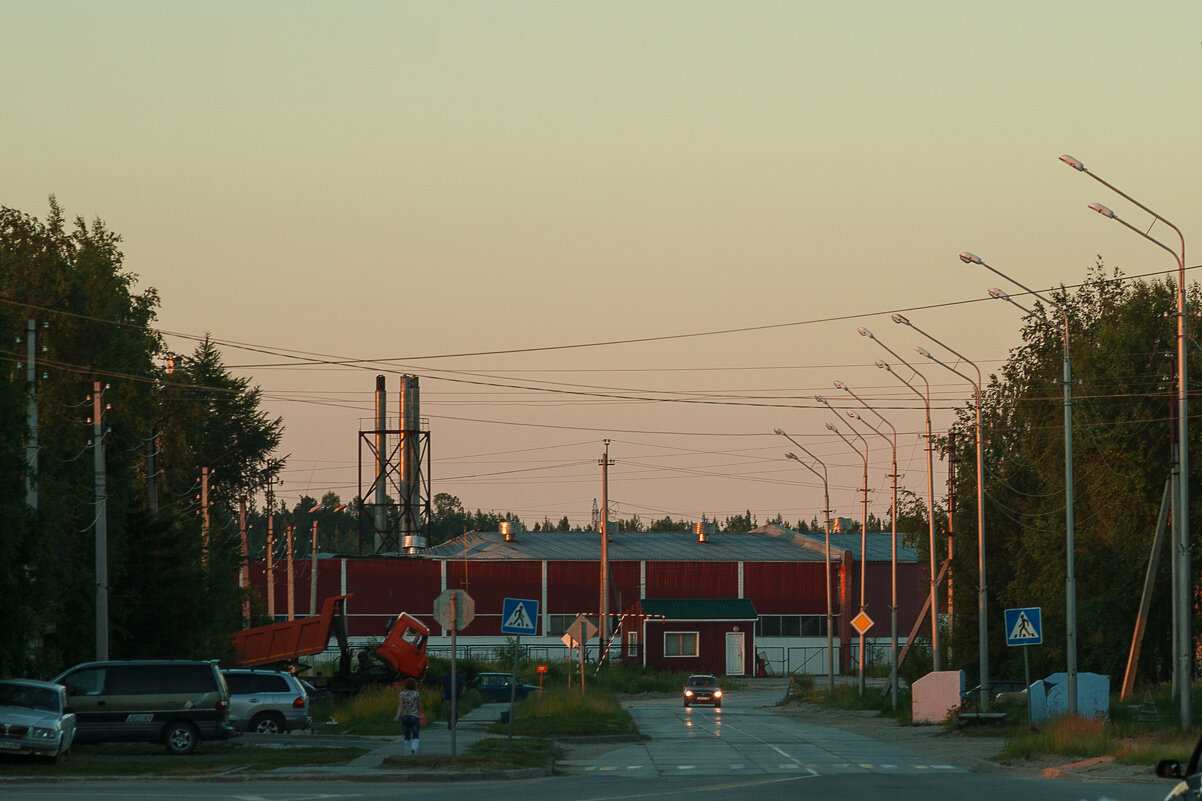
[24,320,42,510]
[311,518,320,617]
[599,440,614,644]
[265,477,276,619]
[945,432,955,654]
[201,466,211,565]
[239,499,250,622]
[92,381,109,661]
[146,430,159,516]
[286,524,295,621]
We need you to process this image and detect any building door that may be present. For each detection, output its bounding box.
[725,632,745,676]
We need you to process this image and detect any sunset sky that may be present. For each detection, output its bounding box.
[6,1,1201,528]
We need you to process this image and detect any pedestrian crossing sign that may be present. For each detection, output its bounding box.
[1004,607,1042,646]
[501,597,539,635]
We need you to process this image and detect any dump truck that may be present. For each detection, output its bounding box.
[232,594,429,691]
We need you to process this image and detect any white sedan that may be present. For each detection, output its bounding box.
[0,679,76,764]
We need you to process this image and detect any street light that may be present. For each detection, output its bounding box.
[860,328,942,671]
[835,378,900,711]
[897,312,989,712]
[775,428,836,696]
[821,415,871,696]
[963,250,1078,714]
[1063,154,1190,727]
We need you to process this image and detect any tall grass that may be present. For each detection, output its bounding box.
[502,686,636,736]
[1003,716,1112,760]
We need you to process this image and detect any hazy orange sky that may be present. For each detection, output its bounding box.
[6,1,1201,528]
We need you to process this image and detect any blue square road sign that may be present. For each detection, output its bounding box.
[501,598,539,635]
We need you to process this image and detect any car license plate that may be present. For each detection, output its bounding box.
[0,740,21,750]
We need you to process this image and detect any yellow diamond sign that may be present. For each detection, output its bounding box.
[851,611,874,635]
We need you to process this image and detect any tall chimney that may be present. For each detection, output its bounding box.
[373,375,388,553]
[400,375,426,552]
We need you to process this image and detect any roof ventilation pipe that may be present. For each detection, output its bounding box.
[694,521,715,543]
[501,520,520,542]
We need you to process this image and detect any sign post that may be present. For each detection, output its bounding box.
[565,615,597,697]
[1004,607,1042,731]
[434,589,475,759]
[501,598,539,744]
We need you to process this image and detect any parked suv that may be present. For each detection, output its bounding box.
[220,669,312,734]
[53,660,232,754]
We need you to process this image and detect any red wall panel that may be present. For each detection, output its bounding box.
[645,562,737,598]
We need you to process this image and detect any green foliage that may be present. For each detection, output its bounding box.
[945,261,1192,688]
[723,510,757,532]
[493,686,635,736]
[0,201,285,675]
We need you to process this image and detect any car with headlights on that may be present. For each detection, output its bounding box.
[0,679,76,764]
[683,674,722,708]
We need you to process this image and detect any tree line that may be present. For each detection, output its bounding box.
[0,201,283,677]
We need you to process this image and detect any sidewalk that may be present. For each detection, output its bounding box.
[264,702,548,780]
[344,702,498,767]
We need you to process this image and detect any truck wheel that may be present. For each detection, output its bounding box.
[164,721,199,755]
[251,712,285,734]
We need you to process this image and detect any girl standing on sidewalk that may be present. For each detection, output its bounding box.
[393,677,424,754]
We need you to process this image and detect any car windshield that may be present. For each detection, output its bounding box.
[687,677,717,688]
[0,683,60,713]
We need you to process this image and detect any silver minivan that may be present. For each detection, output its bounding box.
[220,669,312,734]
[54,660,232,754]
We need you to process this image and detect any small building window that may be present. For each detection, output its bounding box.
[664,632,698,657]
[756,615,829,637]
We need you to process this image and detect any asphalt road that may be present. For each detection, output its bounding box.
[0,684,1173,800]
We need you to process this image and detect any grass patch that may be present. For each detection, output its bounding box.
[380,737,553,771]
[785,674,913,723]
[1003,715,1202,765]
[486,686,636,737]
[313,683,469,735]
[0,742,367,777]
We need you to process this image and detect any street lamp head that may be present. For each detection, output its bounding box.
[914,345,932,359]
[1089,202,1116,219]
[833,379,848,391]
[773,427,786,436]
[825,422,838,433]
[785,451,800,462]
[874,359,890,371]
[1059,154,1086,171]
[988,287,1008,301]
[815,394,829,405]
[858,327,874,339]
[959,251,983,265]
[891,313,911,326]
[846,410,862,421]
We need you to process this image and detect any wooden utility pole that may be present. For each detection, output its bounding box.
[92,381,109,661]
[599,440,614,643]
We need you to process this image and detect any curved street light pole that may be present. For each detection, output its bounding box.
[1063,154,1190,728]
[821,413,871,696]
[840,394,900,711]
[964,253,1078,714]
[897,314,989,713]
[775,428,836,696]
[860,328,942,671]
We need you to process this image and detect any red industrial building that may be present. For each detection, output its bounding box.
[249,524,926,677]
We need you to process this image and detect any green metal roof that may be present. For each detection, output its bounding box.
[639,598,757,621]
